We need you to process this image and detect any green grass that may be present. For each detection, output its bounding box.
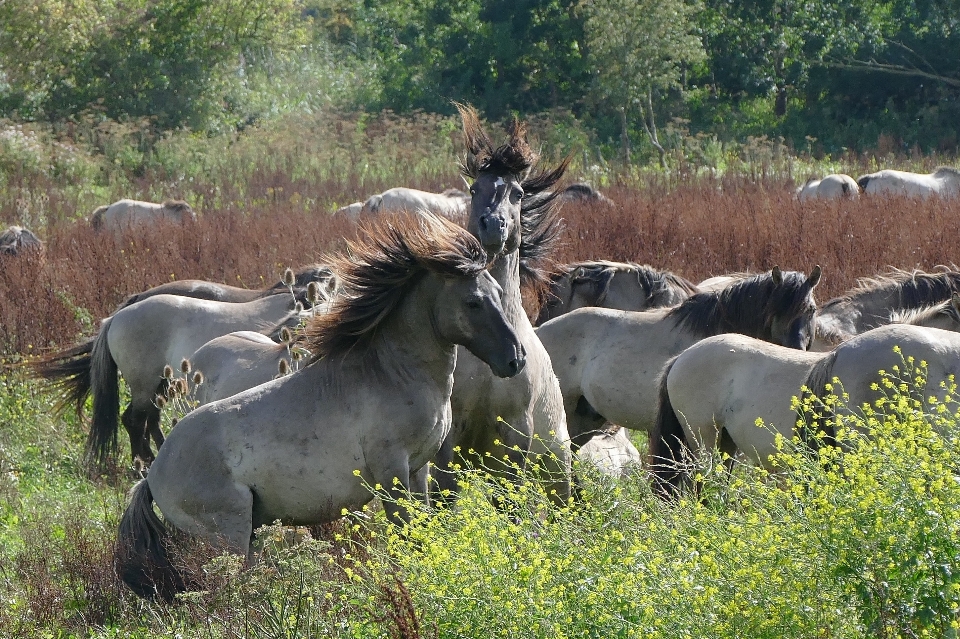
[2,359,960,637]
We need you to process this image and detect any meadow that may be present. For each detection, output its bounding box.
[1,111,959,637]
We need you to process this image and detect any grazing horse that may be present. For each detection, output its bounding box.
[535,261,698,325]
[113,264,339,312]
[557,183,615,207]
[430,103,572,504]
[537,266,822,447]
[348,187,470,219]
[115,213,524,601]
[650,303,960,496]
[0,225,43,256]
[814,267,960,350]
[90,199,196,233]
[795,174,860,201]
[857,167,960,199]
[32,294,298,468]
[576,427,641,477]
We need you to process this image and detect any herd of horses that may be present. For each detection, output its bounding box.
[19,106,960,602]
[796,166,960,200]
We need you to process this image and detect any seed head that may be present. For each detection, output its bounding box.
[180,358,191,374]
[278,358,291,376]
[307,281,320,304]
[279,326,293,344]
[291,348,303,361]
[282,268,295,287]
[176,378,188,395]
[163,365,174,380]
[154,394,167,408]
[294,301,304,313]
[193,371,204,385]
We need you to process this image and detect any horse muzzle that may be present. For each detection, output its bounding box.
[477,211,509,252]
[495,343,526,378]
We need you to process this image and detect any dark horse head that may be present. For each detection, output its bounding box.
[456,103,569,303]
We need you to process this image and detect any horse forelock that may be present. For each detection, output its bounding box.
[302,213,488,361]
[669,270,815,338]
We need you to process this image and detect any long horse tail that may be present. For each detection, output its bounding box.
[799,350,840,450]
[87,316,121,468]
[648,355,689,499]
[116,479,186,602]
[28,338,95,418]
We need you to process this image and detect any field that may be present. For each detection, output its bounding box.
[1,112,959,637]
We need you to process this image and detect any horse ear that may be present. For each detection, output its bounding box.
[771,266,783,285]
[807,265,822,288]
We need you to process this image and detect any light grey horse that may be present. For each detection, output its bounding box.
[115,213,525,601]
[90,199,196,233]
[857,167,960,198]
[537,267,822,448]
[33,293,298,468]
[795,174,860,201]
[535,261,698,325]
[430,104,572,504]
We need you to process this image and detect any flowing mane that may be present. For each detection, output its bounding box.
[456,103,569,301]
[889,297,960,327]
[302,213,489,361]
[832,267,960,309]
[668,270,816,338]
[557,261,698,304]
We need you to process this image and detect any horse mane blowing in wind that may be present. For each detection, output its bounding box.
[116,212,525,601]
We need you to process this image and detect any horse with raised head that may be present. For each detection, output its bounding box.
[90,199,196,233]
[535,261,698,325]
[537,266,822,448]
[32,293,299,468]
[429,103,572,504]
[857,167,960,198]
[115,213,524,601]
[814,267,960,350]
[795,174,860,201]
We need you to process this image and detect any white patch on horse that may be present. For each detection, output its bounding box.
[494,176,505,188]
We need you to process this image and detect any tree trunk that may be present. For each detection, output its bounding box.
[639,88,668,171]
[619,107,631,165]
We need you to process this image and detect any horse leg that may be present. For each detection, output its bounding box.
[147,404,165,451]
[409,463,431,508]
[121,404,154,468]
[372,456,414,526]
[430,434,461,506]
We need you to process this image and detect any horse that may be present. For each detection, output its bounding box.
[536,266,822,448]
[857,167,960,199]
[429,103,573,505]
[814,267,960,350]
[31,293,299,468]
[115,212,525,601]
[0,225,43,256]
[355,187,470,219]
[90,199,196,233]
[556,183,615,207]
[534,261,698,325]
[112,264,339,312]
[795,174,860,201]
[576,426,641,477]
[649,304,960,496]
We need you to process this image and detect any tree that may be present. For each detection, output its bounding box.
[584,0,706,169]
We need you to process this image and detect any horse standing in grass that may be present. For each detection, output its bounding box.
[814,267,960,350]
[90,199,196,233]
[795,174,860,201]
[537,266,822,448]
[115,213,525,601]
[535,261,698,325]
[430,104,572,504]
[649,301,960,497]
[857,167,960,198]
[32,293,299,468]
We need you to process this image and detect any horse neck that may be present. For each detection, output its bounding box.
[367,277,458,387]
[488,247,527,325]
